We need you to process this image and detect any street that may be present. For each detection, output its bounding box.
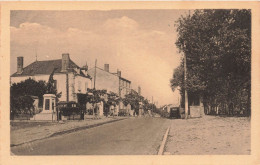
[11,116,250,155]
[11,117,170,155]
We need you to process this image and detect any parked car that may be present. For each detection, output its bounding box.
[118,109,128,116]
[57,101,85,120]
[169,107,180,119]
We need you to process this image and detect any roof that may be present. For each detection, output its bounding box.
[88,67,131,83]
[119,77,131,83]
[11,59,91,79]
[131,89,138,95]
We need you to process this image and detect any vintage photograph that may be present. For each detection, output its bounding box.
[9,9,251,155]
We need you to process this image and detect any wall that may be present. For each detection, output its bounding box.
[68,73,76,102]
[11,73,92,102]
[65,73,92,102]
[74,75,92,94]
[119,79,131,98]
[88,68,119,95]
[73,74,92,102]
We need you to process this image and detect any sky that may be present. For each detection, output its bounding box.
[10,10,189,106]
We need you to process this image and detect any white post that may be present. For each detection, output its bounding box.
[184,54,189,119]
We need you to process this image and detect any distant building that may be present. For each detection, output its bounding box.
[11,53,92,103]
[88,64,131,98]
[179,93,205,118]
[88,64,131,114]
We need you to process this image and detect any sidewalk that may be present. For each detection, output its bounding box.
[11,116,127,147]
[165,116,250,155]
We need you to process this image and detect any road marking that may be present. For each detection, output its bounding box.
[158,126,170,155]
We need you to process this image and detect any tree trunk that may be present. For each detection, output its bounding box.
[247,88,251,117]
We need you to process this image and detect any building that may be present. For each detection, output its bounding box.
[11,53,92,103]
[179,93,205,118]
[188,94,204,118]
[88,64,131,98]
[88,64,131,114]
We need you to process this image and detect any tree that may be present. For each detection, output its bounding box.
[85,88,107,115]
[142,99,150,112]
[10,78,47,119]
[10,77,62,119]
[123,92,144,115]
[105,92,120,116]
[171,9,251,116]
[10,95,34,120]
[11,78,47,107]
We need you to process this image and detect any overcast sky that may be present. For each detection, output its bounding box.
[10,10,188,106]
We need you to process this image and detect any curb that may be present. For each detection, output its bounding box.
[50,118,125,137]
[11,118,126,147]
[158,126,170,155]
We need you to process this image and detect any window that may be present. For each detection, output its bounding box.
[45,99,50,110]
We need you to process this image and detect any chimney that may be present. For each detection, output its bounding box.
[117,70,121,77]
[17,56,24,74]
[61,53,70,72]
[104,64,109,72]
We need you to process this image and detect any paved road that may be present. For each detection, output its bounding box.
[11,117,171,155]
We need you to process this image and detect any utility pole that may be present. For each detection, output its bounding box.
[184,53,189,119]
[152,96,154,113]
[94,59,97,89]
[35,47,38,61]
[184,10,191,119]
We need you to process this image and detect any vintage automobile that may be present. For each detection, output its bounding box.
[57,101,85,120]
[169,107,181,119]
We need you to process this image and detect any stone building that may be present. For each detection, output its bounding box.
[88,64,131,98]
[88,64,131,115]
[179,94,205,118]
[11,53,92,103]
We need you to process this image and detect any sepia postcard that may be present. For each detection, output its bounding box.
[0,1,260,165]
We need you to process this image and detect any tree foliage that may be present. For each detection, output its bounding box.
[171,9,251,116]
[107,92,120,107]
[123,92,144,114]
[11,78,47,106]
[85,88,107,104]
[10,78,61,119]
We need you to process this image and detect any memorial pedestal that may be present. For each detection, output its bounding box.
[30,94,57,121]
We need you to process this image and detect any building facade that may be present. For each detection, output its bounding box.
[88,64,131,98]
[88,64,131,114]
[11,53,92,103]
